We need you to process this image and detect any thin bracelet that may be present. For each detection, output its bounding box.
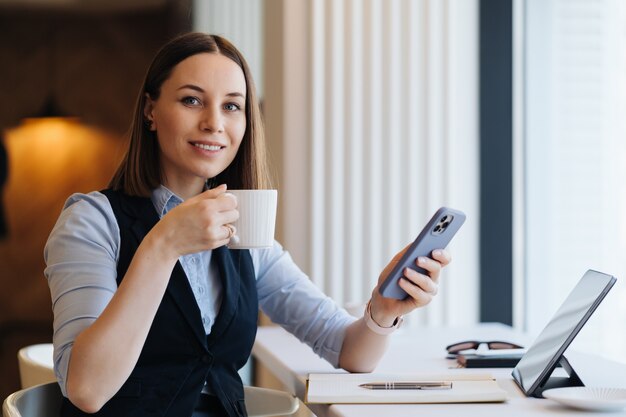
[364,300,403,335]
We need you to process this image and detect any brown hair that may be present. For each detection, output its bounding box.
[109,32,271,196]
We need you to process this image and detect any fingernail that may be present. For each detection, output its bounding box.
[418,256,427,264]
[433,250,442,257]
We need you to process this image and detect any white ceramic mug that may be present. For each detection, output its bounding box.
[226,189,277,249]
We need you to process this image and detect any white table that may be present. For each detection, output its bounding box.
[252,324,626,417]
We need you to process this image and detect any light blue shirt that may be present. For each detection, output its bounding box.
[45,186,356,396]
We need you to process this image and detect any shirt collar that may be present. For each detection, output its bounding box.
[151,185,184,218]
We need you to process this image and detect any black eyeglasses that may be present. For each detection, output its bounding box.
[445,340,524,355]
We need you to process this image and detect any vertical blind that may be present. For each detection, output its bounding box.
[195,0,480,328]
[193,0,264,97]
[294,0,480,328]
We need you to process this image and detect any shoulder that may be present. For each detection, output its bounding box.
[45,191,120,261]
[63,190,113,212]
[59,191,118,230]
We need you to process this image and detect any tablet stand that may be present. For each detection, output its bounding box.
[530,355,584,398]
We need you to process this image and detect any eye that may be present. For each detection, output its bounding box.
[182,96,202,107]
[224,102,242,112]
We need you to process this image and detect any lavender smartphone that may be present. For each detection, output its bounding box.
[378,207,466,300]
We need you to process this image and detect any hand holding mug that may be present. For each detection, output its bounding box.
[152,185,239,257]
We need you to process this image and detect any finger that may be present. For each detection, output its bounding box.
[403,268,438,295]
[398,277,433,306]
[217,209,239,226]
[200,211,239,239]
[415,256,442,281]
[223,224,237,240]
[198,191,238,213]
[205,225,234,247]
[204,183,228,197]
[188,184,227,204]
[431,249,451,266]
[218,192,238,210]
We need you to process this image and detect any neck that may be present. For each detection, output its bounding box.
[162,178,205,201]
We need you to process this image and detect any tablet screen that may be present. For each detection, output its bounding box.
[512,269,616,396]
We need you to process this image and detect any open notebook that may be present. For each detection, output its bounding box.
[305,373,507,404]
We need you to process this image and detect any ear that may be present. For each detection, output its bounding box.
[143,93,157,131]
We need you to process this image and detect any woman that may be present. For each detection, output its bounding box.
[45,32,451,417]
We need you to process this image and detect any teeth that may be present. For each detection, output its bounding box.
[194,143,222,151]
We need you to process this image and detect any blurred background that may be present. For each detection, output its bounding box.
[0,0,192,400]
[1,0,625,414]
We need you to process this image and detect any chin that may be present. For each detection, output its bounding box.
[198,168,227,182]
[206,162,235,178]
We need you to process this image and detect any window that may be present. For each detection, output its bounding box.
[522,0,626,361]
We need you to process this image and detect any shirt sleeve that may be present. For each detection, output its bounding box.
[252,242,357,368]
[44,191,120,397]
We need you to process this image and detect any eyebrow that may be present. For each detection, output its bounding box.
[177,84,245,98]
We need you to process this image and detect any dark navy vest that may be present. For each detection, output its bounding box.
[60,189,258,417]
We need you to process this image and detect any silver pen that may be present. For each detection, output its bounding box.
[359,381,453,390]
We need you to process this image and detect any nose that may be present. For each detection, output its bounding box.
[200,105,224,133]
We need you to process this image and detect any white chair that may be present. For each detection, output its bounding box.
[3,383,298,417]
[17,345,56,389]
[243,386,299,417]
[11,344,298,417]
[3,382,62,417]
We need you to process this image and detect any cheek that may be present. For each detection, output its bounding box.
[229,117,247,147]
[235,117,247,140]
[155,112,184,136]
[229,136,244,161]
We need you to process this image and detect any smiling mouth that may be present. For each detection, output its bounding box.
[192,142,224,151]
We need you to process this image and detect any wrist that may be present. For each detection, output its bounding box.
[364,300,403,335]
[142,227,179,263]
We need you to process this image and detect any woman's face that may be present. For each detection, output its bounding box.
[144,52,247,198]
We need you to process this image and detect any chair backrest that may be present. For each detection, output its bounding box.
[17,344,56,389]
[243,386,299,417]
[2,382,61,417]
[12,344,298,417]
[2,383,298,417]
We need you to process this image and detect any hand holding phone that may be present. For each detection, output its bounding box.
[378,207,465,300]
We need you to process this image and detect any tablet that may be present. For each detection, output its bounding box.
[512,269,616,397]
